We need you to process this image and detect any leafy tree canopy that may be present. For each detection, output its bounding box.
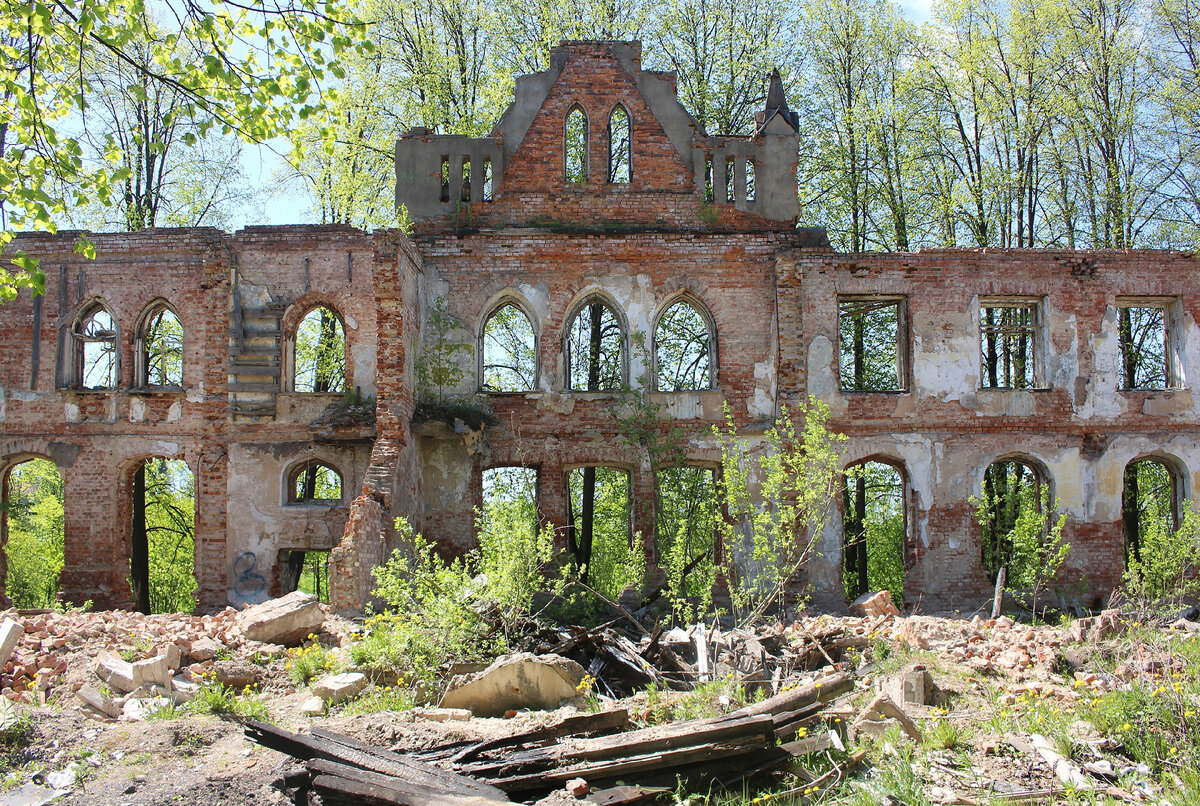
[0,0,370,298]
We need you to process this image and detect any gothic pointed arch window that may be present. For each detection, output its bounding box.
[74,302,118,389]
[481,301,537,392]
[565,296,625,391]
[654,297,715,391]
[565,105,589,184]
[137,302,183,387]
[608,104,631,184]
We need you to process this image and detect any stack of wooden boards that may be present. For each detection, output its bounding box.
[245,672,854,806]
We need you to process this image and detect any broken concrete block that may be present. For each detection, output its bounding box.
[94,652,136,693]
[849,590,900,619]
[312,672,368,705]
[852,693,922,743]
[882,666,933,707]
[0,619,25,669]
[439,652,586,717]
[170,675,199,704]
[300,696,326,716]
[187,637,222,661]
[76,684,121,718]
[131,655,170,689]
[236,591,324,646]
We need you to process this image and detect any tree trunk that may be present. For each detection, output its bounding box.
[1122,463,1141,564]
[131,464,151,614]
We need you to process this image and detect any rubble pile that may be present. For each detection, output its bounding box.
[0,591,329,715]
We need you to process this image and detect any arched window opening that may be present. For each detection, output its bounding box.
[656,466,717,610]
[2,459,64,609]
[481,303,537,392]
[843,461,906,605]
[76,304,117,389]
[655,300,713,391]
[567,466,637,599]
[565,106,589,184]
[140,305,183,387]
[1122,458,1182,567]
[978,459,1043,581]
[608,105,631,184]
[280,550,331,602]
[566,298,624,391]
[294,307,346,393]
[288,460,344,505]
[130,458,196,614]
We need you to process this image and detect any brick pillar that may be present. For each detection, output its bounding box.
[195,448,229,612]
[61,448,131,610]
[329,492,385,612]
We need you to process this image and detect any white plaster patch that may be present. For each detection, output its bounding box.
[807,335,842,413]
[129,396,147,423]
[167,401,183,422]
[0,386,5,423]
[344,313,358,330]
[186,384,205,403]
[1080,307,1125,418]
[65,402,80,422]
[749,360,775,419]
[664,394,702,419]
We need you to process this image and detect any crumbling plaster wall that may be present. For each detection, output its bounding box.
[780,248,1200,611]
[0,226,386,612]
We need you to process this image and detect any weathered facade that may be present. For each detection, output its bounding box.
[1,41,1197,613]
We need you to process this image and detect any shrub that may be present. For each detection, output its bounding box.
[972,484,1069,617]
[1122,502,1200,616]
[712,397,845,625]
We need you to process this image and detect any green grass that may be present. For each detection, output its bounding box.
[341,685,418,716]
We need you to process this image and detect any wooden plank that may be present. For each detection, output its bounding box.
[311,773,507,806]
[493,732,776,793]
[734,672,853,717]
[246,720,507,801]
[465,713,776,777]
[309,759,507,805]
[450,709,630,763]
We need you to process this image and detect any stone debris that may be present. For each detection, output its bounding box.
[849,590,900,619]
[236,591,324,646]
[299,696,326,717]
[312,672,368,705]
[439,652,587,717]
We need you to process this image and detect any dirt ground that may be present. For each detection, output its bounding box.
[0,604,1190,805]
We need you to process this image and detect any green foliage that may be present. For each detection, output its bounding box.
[477,469,556,615]
[567,467,645,599]
[1084,632,1200,774]
[712,397,845,625]
[636,676,756,726]
[0,0,370,296]
[297,552,331,603]
[1123,502,1200,615]
[657,466,718,623]
[481,304,537,392]
[187,677,270,721]
[972,479,1069,615]
[416,296,472,402]
[362,517,519,692]
[923,718,963,750]
[286,640,337,685]
[294,307,346,393]
[341,684,417,715]
[143,459,197,614]
[3,459,64,609]
[842,462,905,606]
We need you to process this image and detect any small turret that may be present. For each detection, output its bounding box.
[755,69,799,133]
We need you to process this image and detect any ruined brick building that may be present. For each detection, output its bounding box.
[1,41,1197,614]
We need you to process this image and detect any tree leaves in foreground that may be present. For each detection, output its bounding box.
[0,0,370,297]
